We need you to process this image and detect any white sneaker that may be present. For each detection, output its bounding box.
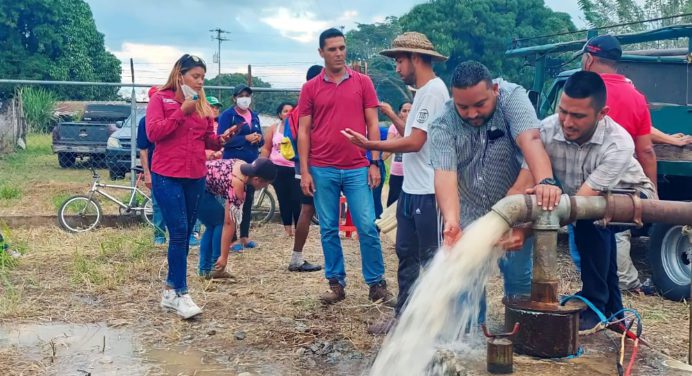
[160,290,202,319]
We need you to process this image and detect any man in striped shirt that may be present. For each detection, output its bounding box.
[430,61,561,323]
[512,71,655,330]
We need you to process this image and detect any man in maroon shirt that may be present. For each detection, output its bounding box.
[298,28,394,306]
[578,35,657,293]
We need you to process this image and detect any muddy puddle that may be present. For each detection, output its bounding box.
[0,322,236,375]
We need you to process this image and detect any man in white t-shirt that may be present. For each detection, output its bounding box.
[342,32,449,334]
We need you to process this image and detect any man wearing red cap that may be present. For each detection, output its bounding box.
[579,35,657,293]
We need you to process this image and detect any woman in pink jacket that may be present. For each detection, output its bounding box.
[146,54,236,319]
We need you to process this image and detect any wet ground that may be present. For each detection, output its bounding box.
[0,225,689,375]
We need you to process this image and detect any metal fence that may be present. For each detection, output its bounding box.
[0,78,299,218]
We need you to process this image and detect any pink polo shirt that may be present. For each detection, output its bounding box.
[298,68,379,169]
[146,89,222,179]
[600,73,652,138]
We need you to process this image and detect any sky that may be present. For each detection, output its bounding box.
[86,0,586,90]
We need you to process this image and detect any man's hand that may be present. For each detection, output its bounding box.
[341,128,370,149]
[443,222,462,248]
[180,98,196,115]
[368,164,381,188]
[144,171,152,189]
[379,102,394,117]
[214,256,228,271]
[301,172,316,197]
[498,227,530,251]
[527,184,562,211]
[219,125,238,144]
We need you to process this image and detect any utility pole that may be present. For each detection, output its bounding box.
[209,28,230,95]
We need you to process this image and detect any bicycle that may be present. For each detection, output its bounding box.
[58,167,154,233]
[250,187,319,225]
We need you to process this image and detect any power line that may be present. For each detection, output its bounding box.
[513,12,692,44]
[209,28,231,79]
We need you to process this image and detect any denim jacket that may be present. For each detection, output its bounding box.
[217,107,264,163]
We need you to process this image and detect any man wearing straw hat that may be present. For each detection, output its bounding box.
[342,32,449,334]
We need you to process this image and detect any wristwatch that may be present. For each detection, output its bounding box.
[539,177,559,187]
[370,160,381,167]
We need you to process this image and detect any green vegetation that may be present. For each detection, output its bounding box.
[0,0,121,100]
[71,231,152,290]
[20,87,57,133]
[205,73,299,116]
[0,185,21,200]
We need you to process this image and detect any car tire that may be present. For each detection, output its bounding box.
[648,222,691,301]
[109,169,126,180]
[58,153,76,168]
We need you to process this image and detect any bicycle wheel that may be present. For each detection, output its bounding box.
[140,197,154,227]
[251,188,276,225]
[58,195,102,233]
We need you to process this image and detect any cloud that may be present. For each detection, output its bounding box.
[260,8,330,44]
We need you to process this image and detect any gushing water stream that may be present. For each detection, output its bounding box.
[370,212,510,376]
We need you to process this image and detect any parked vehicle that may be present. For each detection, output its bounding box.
[106,106,146,180]
[506,24,692,300]
[52,103,131,168]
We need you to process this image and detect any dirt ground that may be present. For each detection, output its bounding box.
[0,220,690,376]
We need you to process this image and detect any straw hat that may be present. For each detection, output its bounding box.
[380,32,448,61]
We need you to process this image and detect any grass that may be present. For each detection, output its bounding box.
[0,185,21,200]
[70,229,153,291]
[51,193,72,210]
[0,133,122,215]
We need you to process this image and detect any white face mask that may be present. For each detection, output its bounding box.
[236,97,252,110]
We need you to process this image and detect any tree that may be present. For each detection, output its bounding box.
[579,0,692,31]
[0,0,121,100]
[398,0,576,88]
[343,1,576,106]
[345,18,413,113]
[205,73,298,117]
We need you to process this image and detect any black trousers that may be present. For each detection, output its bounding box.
[387,174,403,207]
[273,165,302,226]
[574,219,623,320]
[395,192,441,315]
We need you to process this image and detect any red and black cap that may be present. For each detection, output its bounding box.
[240,157,277,181]
[579,35,622,61]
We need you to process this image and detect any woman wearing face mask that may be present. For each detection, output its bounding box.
[260,102,301,237]
[198,157,277,278]
[146,54,237,319]
[217,85,264,252]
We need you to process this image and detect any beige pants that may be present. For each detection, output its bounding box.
[616,230,642,290]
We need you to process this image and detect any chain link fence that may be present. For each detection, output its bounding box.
[0,79,298,219]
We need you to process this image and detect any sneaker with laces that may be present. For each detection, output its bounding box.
[160,290,202,319]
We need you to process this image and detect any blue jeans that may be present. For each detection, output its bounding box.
[310,166,385,286]
[459,237,533,324]
[197,191,226,275]
[151,193,166,240]
[567,224,581,272]
[152,173,205,295]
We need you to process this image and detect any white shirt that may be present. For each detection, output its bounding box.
[402,77,450,195]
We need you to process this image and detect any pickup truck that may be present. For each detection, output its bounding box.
[51,103,131,167]
[506,24,692,300]
[105,106,146,180]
